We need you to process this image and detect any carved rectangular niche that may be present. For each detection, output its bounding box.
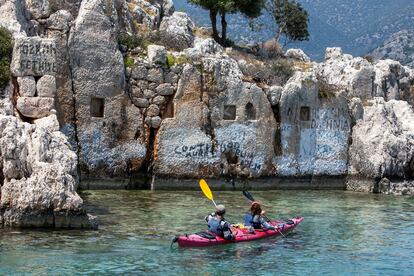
[90,97,105,118]
[223,105,236,120]
[300,106,310,121]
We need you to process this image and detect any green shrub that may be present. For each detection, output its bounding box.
[166,53,190,68]
[124,56,134,68]
[166,53,175,67]
[272,59,294,85]
[0,27,12,89]
[118,33,143,50]
[175,55,190,65]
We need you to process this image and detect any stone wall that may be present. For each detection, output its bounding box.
[1,0,414,198]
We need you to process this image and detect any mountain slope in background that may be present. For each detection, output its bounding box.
[174,0,414,60]
[369,29,414,68]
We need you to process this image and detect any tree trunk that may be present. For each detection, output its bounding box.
[209,8,219,42]
[220,10,227,46]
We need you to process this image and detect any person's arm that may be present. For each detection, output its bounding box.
[260,216,276,230]
[205,213,214,223]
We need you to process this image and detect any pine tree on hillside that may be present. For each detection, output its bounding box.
[188,0,265,46]
[269,0,309,45]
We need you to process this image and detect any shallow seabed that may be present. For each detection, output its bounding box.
[1,190,413,275]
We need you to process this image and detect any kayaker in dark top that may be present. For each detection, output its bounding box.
[205,204,235,240]
[245,201,276,231]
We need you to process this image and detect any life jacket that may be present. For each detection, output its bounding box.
[245,212,262,229]
[207,215,224,236]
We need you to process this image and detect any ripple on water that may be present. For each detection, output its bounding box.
[0,190,413,275]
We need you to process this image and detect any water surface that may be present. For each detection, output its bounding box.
[1,190,413,275]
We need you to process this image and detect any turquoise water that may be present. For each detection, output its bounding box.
[1,190,413,275]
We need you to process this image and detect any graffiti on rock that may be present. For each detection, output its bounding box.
[12,38,57,77]
[310,107,350,131]
[173,141,262,171]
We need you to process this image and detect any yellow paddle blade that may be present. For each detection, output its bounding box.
[199,179,213,201]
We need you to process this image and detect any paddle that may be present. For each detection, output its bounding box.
[200,179,217,207]
[242,190,286,238]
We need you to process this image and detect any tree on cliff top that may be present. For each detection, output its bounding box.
[188,0,265,46]
[268,0,309,45]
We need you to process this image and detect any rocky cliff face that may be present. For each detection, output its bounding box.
[0,0,98,228]
[369,29,414,68]
[1,0,414,217]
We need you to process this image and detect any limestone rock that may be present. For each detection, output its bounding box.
[348,97,364,125]
[155,55,276,178]
[0,0,30,37]
[156,83,174,96]
[275,71,351,176]
[150,116,162,128]
[164,71,179,84]
[34,114,60,132]
[147,45,166,66]
[131,65,148,80]
[16,97,55,118]
[374,59,413,103]
[159,12,195,51]
[162,0,175,16]
[212,81,276,177]
[317,48,375,100]
[202,55,243,93]
[154,64,221,178]
[36,75,56,97]
[348,98,414,180]
[143,89,156,99]
[285,48,311,62]
[0,114,97,229]
[17,76,36,97]
[267,85,283,106]
[11,37,57,77]
[134,98,150,108]
[147,68,164,83]
[25,0,50,20]
[69,0,146,178]
[325,47,343,60]
[128,0,162,30]
[184,37,223,59]
[152,95,165,105]
[378,178,414,195]
[46,10,73,32]
[146,104,160,117]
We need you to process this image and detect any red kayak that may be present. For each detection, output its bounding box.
[174,217,303,247]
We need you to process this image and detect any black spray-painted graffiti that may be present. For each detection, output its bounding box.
[17,41,57,75]
[286,107,350,132]
[174,141,262,171]
[311,108,350,131]
[310,119,350,131]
